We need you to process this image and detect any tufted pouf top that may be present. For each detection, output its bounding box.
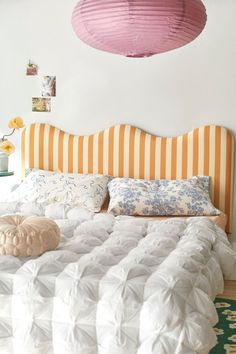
[0,215,60,257]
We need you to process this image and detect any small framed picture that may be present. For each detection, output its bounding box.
[32,97,51,112]
[42,76,56,97]
[26,61,38,76]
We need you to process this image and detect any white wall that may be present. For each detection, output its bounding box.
[0,0,235,238]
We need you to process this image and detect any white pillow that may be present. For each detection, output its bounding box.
[6,170,109,212]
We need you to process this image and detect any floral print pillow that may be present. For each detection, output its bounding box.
[7,170,109,212]
[108,176,220,216]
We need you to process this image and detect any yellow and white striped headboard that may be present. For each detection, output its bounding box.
[21,124,234,233]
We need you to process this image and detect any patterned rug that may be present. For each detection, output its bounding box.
[210,298,236,354]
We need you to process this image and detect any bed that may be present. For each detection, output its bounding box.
[0,124,235,354]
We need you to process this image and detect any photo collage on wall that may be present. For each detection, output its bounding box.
[26,60,56,112]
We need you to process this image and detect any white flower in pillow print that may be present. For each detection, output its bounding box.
[214,328,224,335]
[227,316,236,322]
[215,302,231,308]
[224,344,236,354]
[223,310,236,316]
[228,335,236,343]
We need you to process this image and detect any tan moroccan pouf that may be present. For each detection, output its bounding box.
[0,215,60,257]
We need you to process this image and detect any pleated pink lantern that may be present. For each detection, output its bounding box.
[72,0,207,58]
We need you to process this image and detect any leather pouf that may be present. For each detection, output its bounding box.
[0,215,60,257]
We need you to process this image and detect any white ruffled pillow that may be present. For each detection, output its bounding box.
[108,176,220,216]
[6,170,109,212]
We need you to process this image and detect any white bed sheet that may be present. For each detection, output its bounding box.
[0,202,235,354]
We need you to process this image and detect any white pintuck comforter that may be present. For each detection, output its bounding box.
[0,202,236,354]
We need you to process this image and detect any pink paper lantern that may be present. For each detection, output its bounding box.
[72,0,207,58]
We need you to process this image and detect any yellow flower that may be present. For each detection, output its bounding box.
[0,140,15,155]
[8,117,24,129]
[230,324,236,329]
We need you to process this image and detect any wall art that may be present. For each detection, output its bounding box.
[26,60,38,76]
[42,76,56,97]
[32,97,51,112]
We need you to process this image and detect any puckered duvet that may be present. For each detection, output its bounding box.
[0,202,236,354]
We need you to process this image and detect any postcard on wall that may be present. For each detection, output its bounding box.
[32,97,51,112]
[26,61,38,76]
[42,76,56,97]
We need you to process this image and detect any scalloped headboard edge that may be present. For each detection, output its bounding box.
[21,123,234,233]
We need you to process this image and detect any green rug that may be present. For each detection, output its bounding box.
[210,298,236,354]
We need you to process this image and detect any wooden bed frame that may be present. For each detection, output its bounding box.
[21,124,234,233]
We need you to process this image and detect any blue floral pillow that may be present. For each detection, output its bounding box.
[108,176,220,216]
